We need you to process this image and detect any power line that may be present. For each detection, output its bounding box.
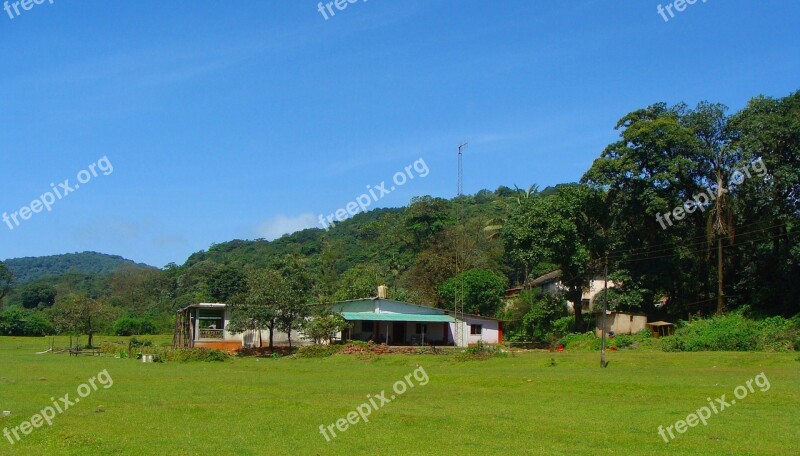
[607,220,793,261]
[614,229,798,264]
[611,217,787,256]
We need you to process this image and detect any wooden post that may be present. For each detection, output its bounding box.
[601,256,608,368]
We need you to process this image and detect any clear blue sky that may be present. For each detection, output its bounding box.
[1,0,798,268]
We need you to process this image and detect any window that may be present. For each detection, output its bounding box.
[198,309,224,330]
[416,324,427,334]
[197,309,224,339]
[470,324,482,335]
[581,299,591,311]
[361,321,374,332]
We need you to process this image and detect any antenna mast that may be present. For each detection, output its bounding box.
[455,142,467,347]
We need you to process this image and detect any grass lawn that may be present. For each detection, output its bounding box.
[0,336,798,455]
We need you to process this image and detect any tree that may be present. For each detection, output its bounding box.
[273,255,314,349]
[727,91,800,317]
[0,307,54,336]
[19,283,57,309]
[582,102,720,317]
[0,262,14,304]
[438,268,507,316]
[405,196,453,249]
[504,185,602,330]
[207,265,247,303]
[48,294,115,347]
[333,264,389,301]
[516,291,569,344]
[301,312,350,345]
[227,270,285,349]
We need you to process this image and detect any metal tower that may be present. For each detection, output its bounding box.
[454,142,467,347]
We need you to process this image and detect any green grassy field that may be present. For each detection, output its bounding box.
[0,336,798,455]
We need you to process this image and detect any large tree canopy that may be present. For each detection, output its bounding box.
[0,262,14,304]
[438,268,508,317]
[503,184,604,329]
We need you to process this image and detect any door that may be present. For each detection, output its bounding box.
[392,322,406,345]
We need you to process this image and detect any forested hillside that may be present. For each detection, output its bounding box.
[3,252,154,283]
[0,90,797,341]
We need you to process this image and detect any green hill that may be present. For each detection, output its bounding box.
[3,252,154,283]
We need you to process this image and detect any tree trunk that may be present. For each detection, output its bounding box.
[268,321,274,350]
[287,327,293,349]
[716,237,724,315]
[574,306,584,332]
[569,285,584,331]
[87,332,94,349]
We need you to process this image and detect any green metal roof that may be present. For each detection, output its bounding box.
[341,312,455,323]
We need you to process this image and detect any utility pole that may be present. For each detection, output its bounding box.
[601,255,608,368]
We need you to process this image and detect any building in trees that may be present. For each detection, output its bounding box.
[507,270,617,315]
[173,287,504,350]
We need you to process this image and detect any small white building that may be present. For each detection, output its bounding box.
[594,311,648,337]
[174,303,307,351]
[331,297,503,347]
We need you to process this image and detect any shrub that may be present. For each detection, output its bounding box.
[0,308,55,336]
[99,341,125,355]
[169,348,230,362]
[556,329,655,351]
[296,344,344,358]
[661,314,798,352]
[550,316,575,340]
[557,332,598,351]
[301,314,350,345]
[514,292,569,345]
[456,341,508,361]
[129,336,153,348]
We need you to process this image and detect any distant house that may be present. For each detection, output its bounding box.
[332,296,503,347]
[506,270,616,314]
[173,303,305,351]
[173,288,504,350]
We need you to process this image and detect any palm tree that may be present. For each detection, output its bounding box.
[707,156,736,315]
[483,185,538,240]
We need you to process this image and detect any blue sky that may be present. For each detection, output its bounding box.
[1,0,798,268]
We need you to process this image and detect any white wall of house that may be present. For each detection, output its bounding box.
[240,328,312,347]
[595,312,647,337]
[463,316,501,346]
[566,278,618,314]
[447,316,501,347]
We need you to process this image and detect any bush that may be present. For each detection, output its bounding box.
[0,308,55,336]
[296,344,344,358]
[456,341,508,361]
[557,332,598,351]
[113,317,157,336]
[554,329,657,351]
[661,314,798,352]
[169,348,230,362]
[511,292,569,345]
[129,336,153,348]
[99,341,125,355]
[550,316,575,340]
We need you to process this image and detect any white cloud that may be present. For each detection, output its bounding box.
[255,213,318,240]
